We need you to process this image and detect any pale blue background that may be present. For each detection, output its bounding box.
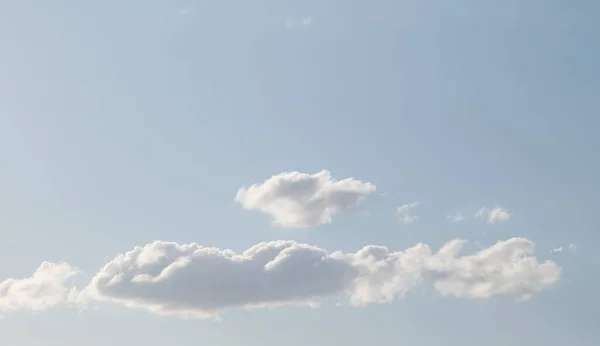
[0,1,598,345]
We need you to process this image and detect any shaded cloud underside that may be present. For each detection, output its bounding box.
[1,238,561,319]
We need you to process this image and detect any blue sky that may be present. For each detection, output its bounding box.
[0,1,599,345]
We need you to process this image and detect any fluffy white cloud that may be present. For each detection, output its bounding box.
[446,212,465,223]
[0,262,78,314]
[429,238,560,300]
[396,202,420,224]
[475,207,511,223]
[80,238,560,319]
[235,170,376,228]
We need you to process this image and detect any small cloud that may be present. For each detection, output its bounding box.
[552,244,576,253]
[0,262,79,314]
[474,208,485,218]
[284,18,294,28]
[235,170,375,228]
[475,207,511,224]
[446,212,464,223]
[301,16,313,26]
[396,202,420,224]
[284,16,313,28]
[180,8,190,15]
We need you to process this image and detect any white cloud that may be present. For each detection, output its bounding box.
[475,207,511,223]
[396,202,420,224]
[80,237,560,319]
[0,262,78,314]
[429,238,560,301]
[284,16,313,28]
[235,170,376,228]
[551,244,576,253]
[446,212,465,223]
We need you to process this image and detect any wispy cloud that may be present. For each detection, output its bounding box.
[475,207,511,224]
[551,244,576,253]
[396,202,420,224]
[284,16,313,28]
[301,16,312,26]
[446,212,465,223]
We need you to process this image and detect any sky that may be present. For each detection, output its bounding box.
[0,1,599,345]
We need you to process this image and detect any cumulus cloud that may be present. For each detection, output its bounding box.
[446,212,465,223]
[235,170,376,228]
[428,238,560,300]
[475,207,511,223]
[0,262,78,314]
[80,238,560,319]
[396,202,420,224]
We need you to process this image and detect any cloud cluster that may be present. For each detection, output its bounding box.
[396,202,420,224]
[0,169,563,321]
[0,262,78,314]
[475,207,511,223]
[235,171,376,228]
[77,237,560,318]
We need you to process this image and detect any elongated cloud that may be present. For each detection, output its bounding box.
[235,170,376,228]
[0,262,78,314]
[285,16,313,28]
[81,238,560,318]
[475,207,511,223]
[446,212,465,223]
[552,244,576,253]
